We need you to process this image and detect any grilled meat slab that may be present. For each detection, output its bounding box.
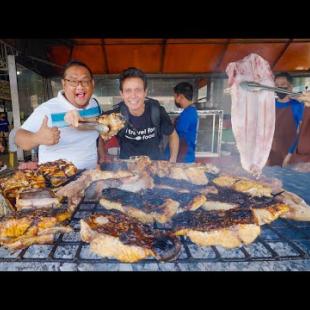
[37,159,78,187]
[56,169,134,212]
[80,210,181,263]
[153,176,208,191]
[84,173,154,201]
[212,175,273,197]
[277,190,310,221]
[210,175,310,223]
[0,208,72,250]
[172,208,260,248]
[16,188,60,211]
[149,160,209,185]
[148,188,206,212]
[99,188,180,224]
[0,170,46,209]
[204,183,289,225]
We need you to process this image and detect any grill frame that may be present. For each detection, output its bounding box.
[1,197,310,268]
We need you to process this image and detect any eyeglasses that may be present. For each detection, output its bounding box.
[64,79,92,87]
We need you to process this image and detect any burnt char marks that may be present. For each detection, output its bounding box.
[146,188,200,208]
[100,162,128,171]
[172,208,256,232]
[101,188,168,214]
[208,184,277,209]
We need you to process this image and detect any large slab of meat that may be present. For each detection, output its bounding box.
[226,53,275,176]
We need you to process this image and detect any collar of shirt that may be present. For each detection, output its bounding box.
[57,90,94,110]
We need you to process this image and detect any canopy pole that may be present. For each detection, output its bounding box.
[7,54,24,161]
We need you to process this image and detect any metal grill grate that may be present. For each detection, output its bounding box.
[1,197,310,267]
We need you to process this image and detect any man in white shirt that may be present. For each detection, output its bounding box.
[15,60,101,169]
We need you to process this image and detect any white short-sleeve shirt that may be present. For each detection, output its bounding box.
[21,91,100,169]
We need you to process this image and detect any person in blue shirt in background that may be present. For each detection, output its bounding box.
[165,82,198,163]
[267,72,305,167]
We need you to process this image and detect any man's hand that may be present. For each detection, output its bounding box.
[35,116,60,145]
[64,110,83,127]
[297,91,310,107]
[0,144,4,153]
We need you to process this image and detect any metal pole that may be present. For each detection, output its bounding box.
[217,111,223,155]
[211,114,215,153]
[7,55,24,161]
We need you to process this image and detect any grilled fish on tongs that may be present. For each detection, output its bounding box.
[77,113,126,140]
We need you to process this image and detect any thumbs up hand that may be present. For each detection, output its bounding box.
[36,116,60,145]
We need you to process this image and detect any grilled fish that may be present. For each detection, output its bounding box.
[80,210,181,263]
[0,208,72,250]
[99,188,180,224]
[172,208,261,248]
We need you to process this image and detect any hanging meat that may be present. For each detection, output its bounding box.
[226,53,275,176]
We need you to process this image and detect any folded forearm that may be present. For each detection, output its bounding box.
[15,129,41,151]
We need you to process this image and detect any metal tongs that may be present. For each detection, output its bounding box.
[239,81,302,97]
[76,117,110,134]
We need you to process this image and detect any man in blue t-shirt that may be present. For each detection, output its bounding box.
[268,72,305,167]
[166,82,198,163]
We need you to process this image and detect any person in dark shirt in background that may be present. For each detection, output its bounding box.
[165,82,198,163]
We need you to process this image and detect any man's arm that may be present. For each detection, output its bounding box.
[168,129,179,163]
[15,116,60,151]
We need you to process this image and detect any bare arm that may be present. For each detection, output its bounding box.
[168,129,179,163]
[15,116,60,151]
[15,128,42,150]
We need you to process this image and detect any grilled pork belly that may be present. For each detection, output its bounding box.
[80,210,181,263]
[172,208,261,248]
[15,188,60,211]
[0,208,72,250]
[99,188,180,224]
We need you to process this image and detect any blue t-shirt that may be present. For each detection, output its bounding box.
[275,98,304,153]
[166,105,198,163]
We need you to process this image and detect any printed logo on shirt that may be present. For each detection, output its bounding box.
[124,127,156,141]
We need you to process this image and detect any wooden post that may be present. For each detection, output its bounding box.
[7,55,24,161]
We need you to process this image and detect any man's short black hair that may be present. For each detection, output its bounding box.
[274,72,293,84]
[63,60,93,79]
[119,67,147,91]
[173,82,193,101]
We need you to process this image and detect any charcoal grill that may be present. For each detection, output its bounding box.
[1,165,310,271]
